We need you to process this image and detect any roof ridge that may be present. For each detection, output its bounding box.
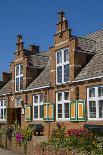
[83,28,103,38]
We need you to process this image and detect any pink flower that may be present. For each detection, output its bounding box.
[16,133,23,142]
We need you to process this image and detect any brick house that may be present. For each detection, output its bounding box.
[0,10,103,136]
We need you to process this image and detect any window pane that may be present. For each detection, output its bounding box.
[20,77,23,90]
[1,101,3,106]
[64,64,69,82]
[89,88,95,97]
[1,109,3,119]
[64,49,69,62]
[58,93,62,101]
[99,100,103,118]
[40,95,43,102]
[20,64,23,75]
[16,97,22,107]
[40,105,43,118]
[58,104,62,118]
[34,96,38,103]
[98,87,103,97]
[16,78,19,91]
[4,108,6,119]
[64,92,69,100]
[16,65,19,76]
[57,51,62,64]
[89,101,96,118]
[64,103,69,118]
[4,101,6,106]
[34,106,38,118]
[57,66,62,83]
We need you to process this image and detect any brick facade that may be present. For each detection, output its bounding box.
[0,10,103,139]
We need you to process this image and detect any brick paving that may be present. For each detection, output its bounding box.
[0,148,23,155]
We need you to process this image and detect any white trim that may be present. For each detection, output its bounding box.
[56,48,69,84]
[15,64,23,92]
[33,94,43,121]
[87,85,103,120]
[0,100,6,121]
[56,91,70,121]
[55,40,69,47]
[24,85,50,92]
[73,76,103,83]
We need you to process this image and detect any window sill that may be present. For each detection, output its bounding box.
[88,118,103,121]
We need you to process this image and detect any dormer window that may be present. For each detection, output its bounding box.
[15,64,23,92]
[56,48,69,84]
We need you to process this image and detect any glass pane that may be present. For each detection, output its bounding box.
[1,109,3,119]
[4,101,6,106]
[16,78,19,91]
[34,106,38,118]
[99,100,103,118]
[16,65,19,76]
[20,64,23,75]
[20,77,23,90]
[34,96,38,103]
[89,88,95,97]
[40,94,43,102]
[64,49,69,62]
[16,97,22,107]
[98,87,103,97]
[64,64,69,82]
[40,105,43,118]
[57,51,62,64]
[58,93,62,101]
[89,101,96,118]
[4,108,6,119]
[64,92,69,100]
[0,101,3,106]
[64,103,69,118]
[57,66,62,83]
[58,104,62,118]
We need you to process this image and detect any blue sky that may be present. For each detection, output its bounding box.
[0,0,103,78]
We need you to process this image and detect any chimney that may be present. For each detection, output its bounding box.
[16,34,24,51]
[2,72,11,82]
[30,45,39,53]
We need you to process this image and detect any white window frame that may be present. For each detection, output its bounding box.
[56,91,70,121]
[15,64,23,92]
[33,94,43,121]
[87,86,103,120]
[56,48,69,84]
[0,100,6,121]
[15,97,22,108]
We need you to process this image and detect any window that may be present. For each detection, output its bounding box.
[33,94,43,120]
[87,86,103,120]
[56,91,69,120]
[0,100,6,121]
[56,48,69,84]
[15,97,22,107]
[15,64,23,92]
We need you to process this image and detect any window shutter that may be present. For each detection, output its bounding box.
[25,105,32,121]
[43,103,54,121]
[77,100,86,121]
[70,100,86,122]
[70,101,77,121]
[43,104,48,120]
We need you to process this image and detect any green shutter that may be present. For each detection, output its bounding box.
[43,103,54,121]
[70,101,77,121]
[25,105,32,121]
[70,100,86,122]
[77,100,86,121]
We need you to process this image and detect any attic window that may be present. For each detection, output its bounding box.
[56,48,69,84]
[15,64,23,92]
